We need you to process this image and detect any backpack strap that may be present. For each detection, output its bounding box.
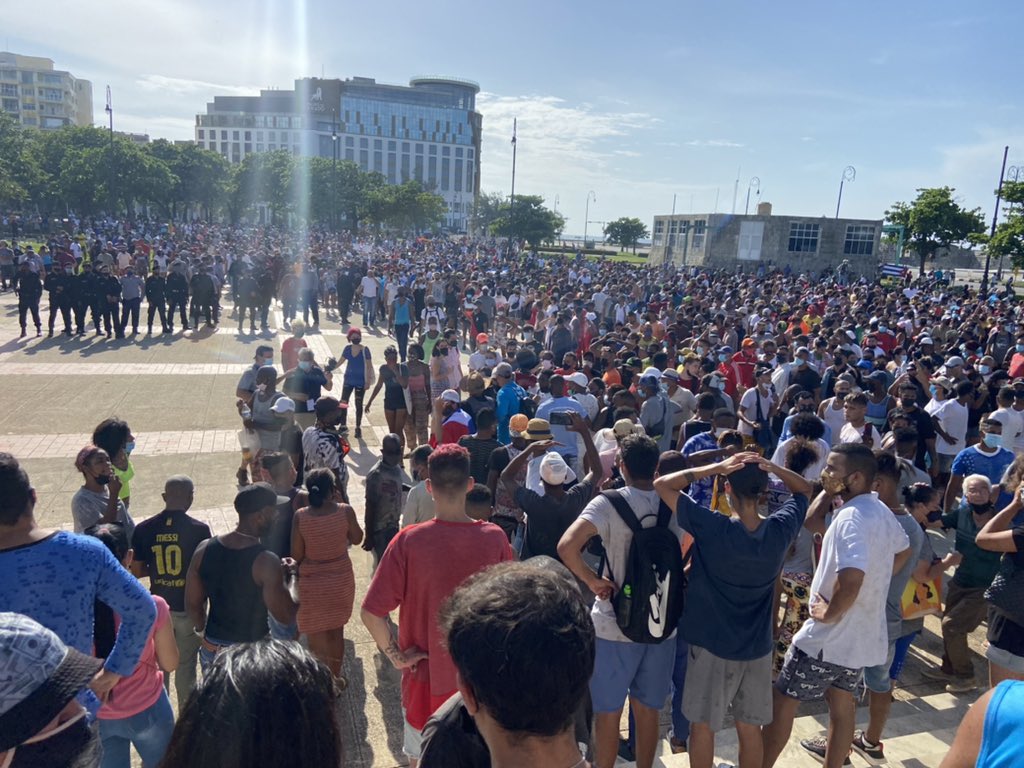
[600,490,642,535]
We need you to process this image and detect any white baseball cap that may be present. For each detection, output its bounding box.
[538,452,577,486]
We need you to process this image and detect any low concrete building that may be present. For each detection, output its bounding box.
[648,203,882,275]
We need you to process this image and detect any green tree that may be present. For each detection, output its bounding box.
[0,113,44,207]
[468,191,504,235]
[231,150,295,225]
[885,187,986,275]
[986,181,1024,271]
[490,195,564,246]
[145,140,229,220]
[603,216,649,253]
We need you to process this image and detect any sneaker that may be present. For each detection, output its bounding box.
[616,737,635,762]
[852,730,885,761]
[921,666,956,682]
[354,427,362,440]
[946,678,977,694]
[800,736,852,766]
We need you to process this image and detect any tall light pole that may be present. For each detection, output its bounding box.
[835,166,856,218]
[553,194,559,214]
[744,176,760,216]
[583,190,596,248]
[507,118,517,258]
[104,86,115,215]
[983,146,1010,291]
[331,107,338,230]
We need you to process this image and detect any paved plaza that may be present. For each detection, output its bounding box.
[0,292,986,767]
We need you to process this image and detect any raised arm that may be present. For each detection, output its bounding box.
[976,487,1024,552]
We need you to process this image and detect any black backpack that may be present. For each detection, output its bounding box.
[598,490,687,644]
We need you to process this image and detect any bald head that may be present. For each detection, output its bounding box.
[163,475,195,511]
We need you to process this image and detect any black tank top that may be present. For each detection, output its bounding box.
[199,537,269,643]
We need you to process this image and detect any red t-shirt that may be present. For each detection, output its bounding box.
[281,337,308,373]
[731,351,756,390]
[361,519,513,729]
[1010,352,1024,379]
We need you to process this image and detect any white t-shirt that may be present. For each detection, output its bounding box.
[992,407,1024,455]
[929,399,968,456]
[839,422,882,447]
[579,487,683,643]
[738,387,775,436]
[669,386,697,427]
[360,275,378,298]
[792,491,910,668]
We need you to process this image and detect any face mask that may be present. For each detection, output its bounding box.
[979,365,992,375]
[820,468,849,497]
[929,386,939,398]
[95,473,112,486]
[124,441,135,455]
[983,433,1003,449]
[970,502,994,515]
[524,332,533,341]
[351,337,362,344]
[1016,344,1024,353]
[256,383,268,394]
[926,509,944,523]
[478,343,488,352]
[713,380,726,391]
[900,398,916,409]
[299,361,312,372]
[262,357,274,366]
[718,354,728,362]
[64,267,73,274]
[541,360,552,370]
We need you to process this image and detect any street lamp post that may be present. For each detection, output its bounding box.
[583,190,596,249]
[104,86,115,216]
[996,165,1023,280]
[331,108,338,230]
[507,118,517,258]
[744,176,761,216]
[835,166,856,219]
[982,147,1009,293]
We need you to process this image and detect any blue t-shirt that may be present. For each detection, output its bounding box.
[951,446,1015,508]
[0,531,155,677]
[676,491,808,660]
[979,680,1024,768]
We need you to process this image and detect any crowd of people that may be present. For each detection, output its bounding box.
[4,218,1024,768]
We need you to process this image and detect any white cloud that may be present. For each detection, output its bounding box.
[685,139,744,148]
[136,75,261,97]
[613,150,642,157]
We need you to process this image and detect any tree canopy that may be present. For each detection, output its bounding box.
[603,216,649,253]
[488,194,564,245]
[885,187,986,275]
[0,113,447,232]
[985,181,1024,271]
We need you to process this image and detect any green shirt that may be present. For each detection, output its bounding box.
[941,504,1002,588]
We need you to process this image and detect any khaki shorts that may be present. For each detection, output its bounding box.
[682,644,772,731]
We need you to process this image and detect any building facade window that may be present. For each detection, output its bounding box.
[692,219,707,249]
[843,225,875,255]
[653,220,664,246]
[788,222,820,253]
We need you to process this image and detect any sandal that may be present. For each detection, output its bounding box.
[236,468,249,486]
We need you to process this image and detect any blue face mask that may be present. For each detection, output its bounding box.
[979,365,991,375]
[124,441,135,455]
[983,433,1003,449]
[929,385,939,398]
[299,361,312,372]
[718,354,728,362]
[1017,344,1024,353]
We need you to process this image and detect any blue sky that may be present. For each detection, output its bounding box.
[8,0,1023,236]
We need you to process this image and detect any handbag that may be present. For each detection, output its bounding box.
[400,364,413,412]
[753,391,774,454]
[985,554,1024,626]
[901,576,942,620]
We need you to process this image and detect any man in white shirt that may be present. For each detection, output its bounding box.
[817,378,851,445]
[762,444,910,768]
[991,385,1024,456]
[928,378,971,484]
[360,269,379,328]
[838,392,882,448]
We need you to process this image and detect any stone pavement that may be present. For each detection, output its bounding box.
[0,292,984,767]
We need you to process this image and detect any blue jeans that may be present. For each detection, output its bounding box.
[99,689,174,768]
[198,634,234,677]
[363,296,377,326]
[268,611,298,640]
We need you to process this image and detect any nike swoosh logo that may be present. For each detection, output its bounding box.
[648,568,671,639]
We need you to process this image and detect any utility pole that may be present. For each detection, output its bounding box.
[982,145,1009,295]
[105,86,115,217]
[507,118,517,259]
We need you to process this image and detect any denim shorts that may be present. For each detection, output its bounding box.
[402,710,424,759]
[862,642,897,693]
[590,637,675,712]
[986,643,1024,674]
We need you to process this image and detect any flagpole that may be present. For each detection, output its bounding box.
[507,118,517,259]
